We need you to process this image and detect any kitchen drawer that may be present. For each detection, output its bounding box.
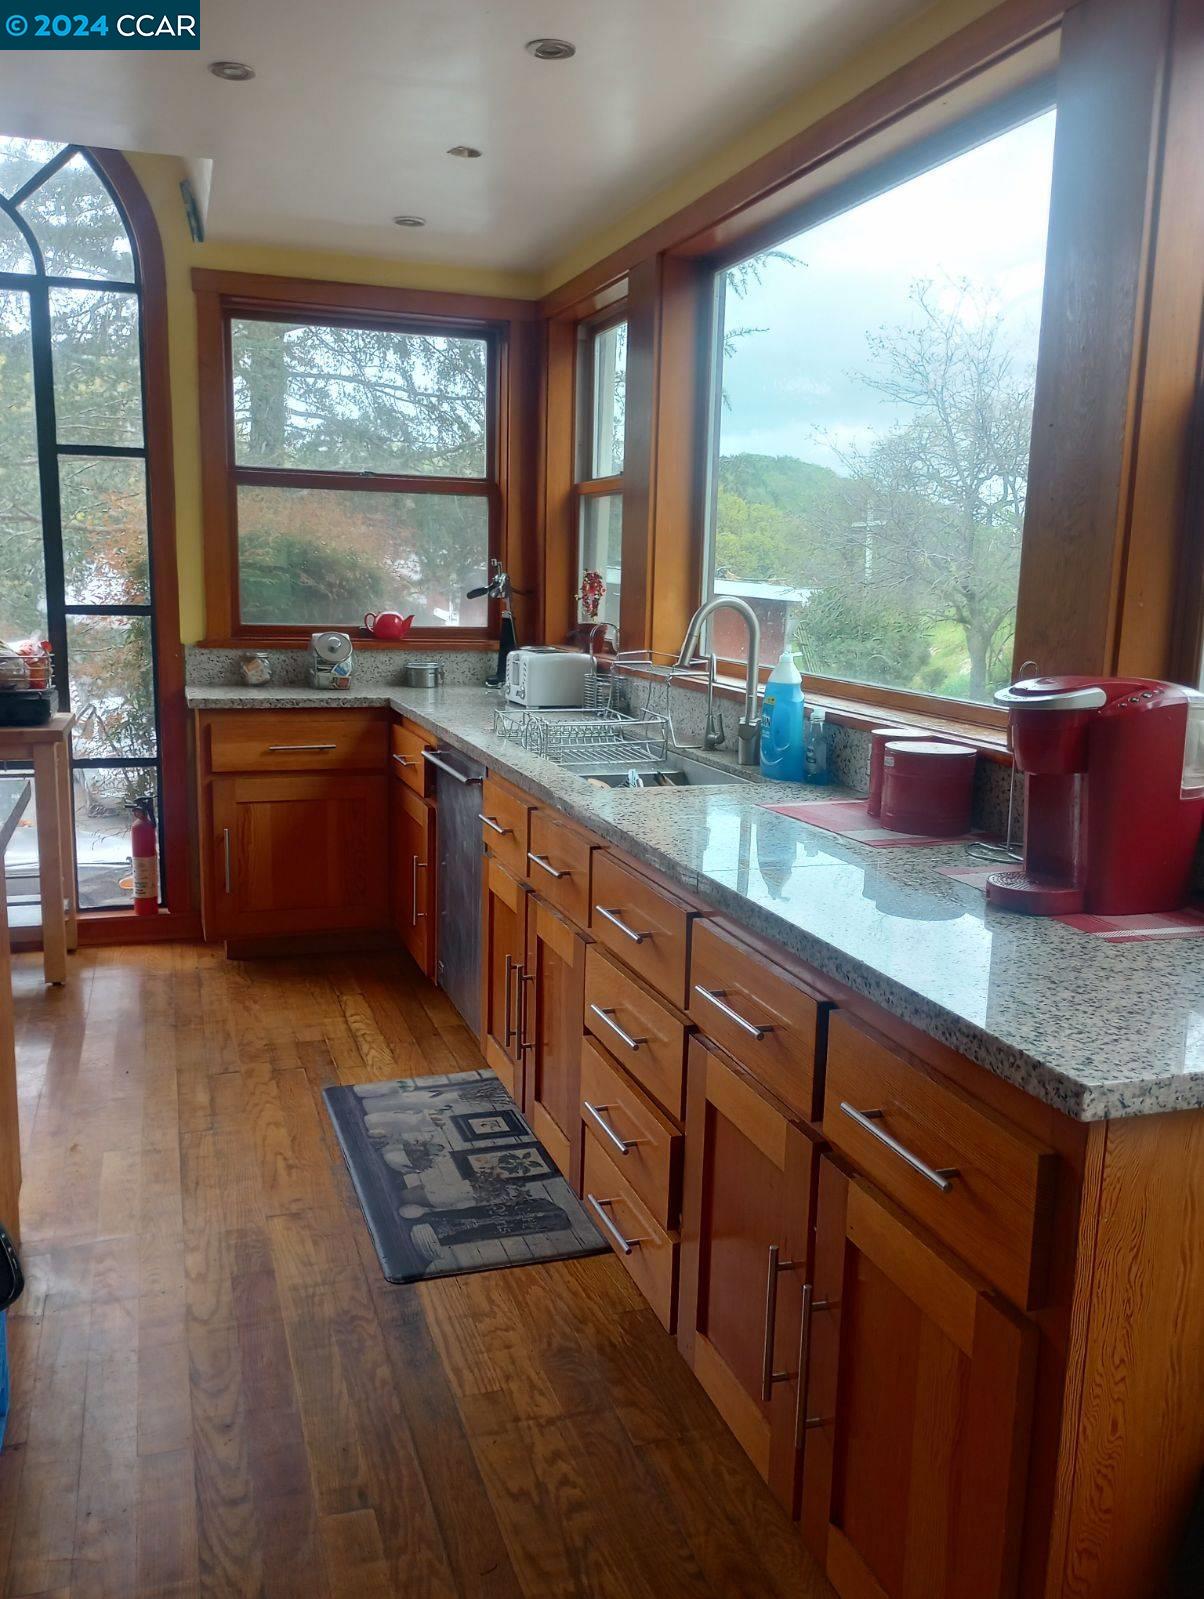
[823,1012,1057,1309]
[207,711,387,774]
[584,945,688,1121]
[689,919,827,1121]
[390,721,435,796]
[527,810,595,926]
[582,1135,678,1333]
[479,774,532,879]
[581,1036,682,1230]
[589,852,694,1009]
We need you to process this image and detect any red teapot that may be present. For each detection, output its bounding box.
[364,611,414,641]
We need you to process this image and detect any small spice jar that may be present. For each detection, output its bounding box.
[239,652,271,687]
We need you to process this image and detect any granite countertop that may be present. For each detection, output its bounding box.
[186,683,1204,1122]
[0,777,31,857]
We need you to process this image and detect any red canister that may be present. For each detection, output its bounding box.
[880,740,976,836]
[867,727,932,818]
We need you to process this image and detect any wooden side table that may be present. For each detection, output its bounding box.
[0,714,78,985]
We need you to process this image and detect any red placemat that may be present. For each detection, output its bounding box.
[937,865,1204,942]
[763,797,981,849]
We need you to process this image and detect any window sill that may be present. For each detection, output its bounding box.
[623,664,1011,762]
[197,636,500,653]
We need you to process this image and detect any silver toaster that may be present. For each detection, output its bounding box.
[504,648,594,708]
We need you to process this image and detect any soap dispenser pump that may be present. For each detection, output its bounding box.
[760,650,806,782]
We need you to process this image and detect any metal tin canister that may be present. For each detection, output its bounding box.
[866,727,931,817]
[880,740,977,836]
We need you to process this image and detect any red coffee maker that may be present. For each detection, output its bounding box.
[987,676,1204,916]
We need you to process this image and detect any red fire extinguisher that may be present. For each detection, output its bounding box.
[129,797,159,917]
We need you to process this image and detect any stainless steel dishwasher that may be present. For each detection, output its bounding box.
[422,746,485,1036]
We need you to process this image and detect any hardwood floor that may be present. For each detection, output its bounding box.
[0,944,832,1598]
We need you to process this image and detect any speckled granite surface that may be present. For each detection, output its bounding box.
[185,683,1204,1122]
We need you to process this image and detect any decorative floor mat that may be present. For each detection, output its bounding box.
[324,1068,608,1284]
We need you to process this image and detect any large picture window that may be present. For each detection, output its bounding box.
[0,138,165,910]
[706,105,1056,705]
[208,300,501,635]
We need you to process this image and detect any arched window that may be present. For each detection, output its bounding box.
[0,139,171,912]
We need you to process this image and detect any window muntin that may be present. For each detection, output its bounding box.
[707,108,1056,704]
[224,310,497,633]
[0,136,163,910]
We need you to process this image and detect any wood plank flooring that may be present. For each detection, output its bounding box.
[0,944,833,1598]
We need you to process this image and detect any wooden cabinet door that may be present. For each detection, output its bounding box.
[678,1035,817,1515]
[482,854,528,1102]
[522,895,587,1187]
[801,1156,1036,1599]
[211,774,388,938]
[392,782,435,979]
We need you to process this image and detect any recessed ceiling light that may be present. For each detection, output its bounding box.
[392,215,426,228]
[446,145,482,159]
[208,60,255,81]
[525,38,576,60]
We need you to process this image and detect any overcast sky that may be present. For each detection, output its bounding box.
[717,108,1057,473]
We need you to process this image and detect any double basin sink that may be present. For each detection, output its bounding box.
[576,751,753,790]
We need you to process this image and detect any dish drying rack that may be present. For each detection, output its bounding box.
[490,650,716,768]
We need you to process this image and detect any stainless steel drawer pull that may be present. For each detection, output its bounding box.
[793,1281,831,1449]
[423,749,482,785]
[528,852,569,880]
[412,856,427,925]
[594,904,650,943]
[838,1103,959,1192]
[760,1243,799,1401]
[588,1004,646,1053]
[518,970,535,1055]
[267,742,337,752]
[479,813,512,837]
[583,1100,639,1157]
[503,954,516,1046]
[586,1194,645,1255]
[392,753,414,768]
[693,985,772,1039]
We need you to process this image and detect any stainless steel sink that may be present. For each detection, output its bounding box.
[576,752,751,789]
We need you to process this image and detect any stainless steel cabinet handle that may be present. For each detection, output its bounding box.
[583,1101,639,1157]
[693,984,772,1039]
[479,813,512,837]
[528,852,569,880]
[423,749,482,785]
[588,1004,646,1053]
[760,1243,799,1402]
[586,1194,645,1255]
[503,954,515,1046]
[838,1102,959,1192]
[518,970,535,1055]
[411,856,427,926]
[793,1281,831,1448]
[594,904,650,944]
[222,827,231,893]
[267,743,337,752]
[392,753,414,768]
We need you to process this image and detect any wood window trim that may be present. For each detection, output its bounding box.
[194,267,534,647]
[84,150,192,923]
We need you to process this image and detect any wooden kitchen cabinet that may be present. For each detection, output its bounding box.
[522,894,588,1186]
[678,1034,818,1515]
[482,853,529,1102]
[392,781,435,978]
[211,773,389,939]
[801,1155,1036,1599]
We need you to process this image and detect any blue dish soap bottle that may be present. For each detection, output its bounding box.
[760,650,806,782]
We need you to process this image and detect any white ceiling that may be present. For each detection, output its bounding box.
[0,0,930,274]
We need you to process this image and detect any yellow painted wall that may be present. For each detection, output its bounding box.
[126,151,541,643]
[128,0,1003,641]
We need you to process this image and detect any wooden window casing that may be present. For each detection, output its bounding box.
[194,270,539,647]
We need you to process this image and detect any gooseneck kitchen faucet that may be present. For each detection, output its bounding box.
[674,597,762,765]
